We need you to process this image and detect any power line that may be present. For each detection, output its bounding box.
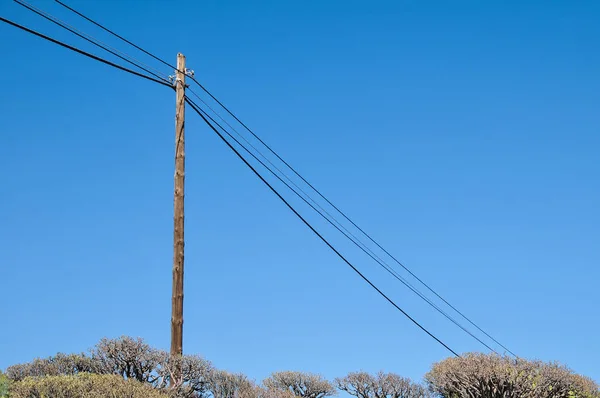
[14,0,170,84]
[186,93,499,354]
[44,0,515,356]
[54,0,176,71]
[185,96,460,358]
[188,80,516,358]
[186,92,518,359]
[0,16,172,88]
[0,7,463,354]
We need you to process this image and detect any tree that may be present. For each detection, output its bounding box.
[91,336,213,397]
[6,352,102,381]
[0,371,9,398]
[6,336,213,398]
[257,386,298,398]
[9,373,168,398]
[263,371,336,398]
[208,369,257,398]
[158,354,213,398]
[425,353,600,398]
[92,335,163,383]
[335,372,428,398]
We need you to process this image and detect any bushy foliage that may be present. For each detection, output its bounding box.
[0,372,9,398]
[209,369,258,398]
[257,386,298,398]
[335,371,428,398]
[162,354,213,398]
[6,352,102,381]
[91,336,163,383]
[9,373,169,398]
[5,337,599,398]
[425,353,600,398]
[264,371,336,398]
[6,336,213,398]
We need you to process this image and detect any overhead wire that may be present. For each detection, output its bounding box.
[185,95,460,358]
[54,0,514,356]
[27,0,515,356]
[0,16,172,88]
[189,92,519,359]
[54,0,176,71]
[186,90,499,354]
[14,0,170,84]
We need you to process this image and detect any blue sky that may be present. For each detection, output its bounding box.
[1,0,599,386]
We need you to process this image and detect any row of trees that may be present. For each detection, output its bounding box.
[2,336,598,398]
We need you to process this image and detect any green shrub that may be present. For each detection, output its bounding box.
[9,373,169,398]
[0,372,9,398]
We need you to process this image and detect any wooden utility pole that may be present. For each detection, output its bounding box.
[171,53,186,376]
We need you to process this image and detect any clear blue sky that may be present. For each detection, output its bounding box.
[1,0,598,386]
